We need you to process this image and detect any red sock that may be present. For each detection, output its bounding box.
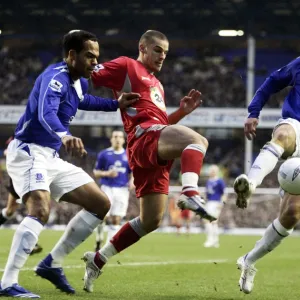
[111,222,141,252]
[181,144,205,196]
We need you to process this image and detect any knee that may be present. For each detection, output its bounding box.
[281,202,300,225]
[192,134,209,150]
[25,191,51,224]
[141,214,163,233]
[88,194,111,219]
[273,126,294,147]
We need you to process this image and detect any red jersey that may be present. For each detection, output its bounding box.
[91,57,169,144]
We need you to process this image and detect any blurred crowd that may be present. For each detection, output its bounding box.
[0,45,288,108]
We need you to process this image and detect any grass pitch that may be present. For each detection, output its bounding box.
[0,229,299,299]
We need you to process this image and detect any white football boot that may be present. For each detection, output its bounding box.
[237,256,257,294]
[234,174,255,209]
[82,252,102,293]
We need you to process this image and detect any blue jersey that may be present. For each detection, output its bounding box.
[95,148,131,187]
[15,61,119,151]
[206,178,226,202]
[248,57,300,121]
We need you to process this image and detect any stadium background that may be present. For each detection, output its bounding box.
[0,0,296,229]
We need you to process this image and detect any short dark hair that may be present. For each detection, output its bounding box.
[62,30,98,57]
[139,30,168,46]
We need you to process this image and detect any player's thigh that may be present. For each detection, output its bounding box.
[140,193,168,231]
[6,140,51,202]
[60,181,110,217]
[158,124,208,160]
[272,120,297,157]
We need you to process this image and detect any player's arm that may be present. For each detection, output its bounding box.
[93,169,118,179]
[168,89,202,124]
[79,93,140,111]
[38,76,70,140]
[93,152,118,179]
[38,76,87,157]
[91,57,128,90]
[245,58,297,140]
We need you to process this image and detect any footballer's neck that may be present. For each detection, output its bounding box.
[65,59,81,80]
[137,57,154,75]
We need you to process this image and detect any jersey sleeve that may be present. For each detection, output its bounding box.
[91,57,128,91]
[38,74,70,140]
[94,151,105,170]
[78,94,119,111]
[248,57,300,118]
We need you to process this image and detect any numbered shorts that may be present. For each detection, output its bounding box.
[6,139,93,202]
[273,118,300,157]
[101,185,129,217]
[206,201,224,219]
[127,125,173,198]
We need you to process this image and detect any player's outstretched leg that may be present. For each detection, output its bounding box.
[82,194,166,293]
[235,123,297,209]
[237,189,298,294]
[0,191,50,298]
[36,182,109,294]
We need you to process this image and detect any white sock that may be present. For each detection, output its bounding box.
[50,209,101,267]
[205,222,213,243]
[2,208,15,220]
[248,142,284,189]
[95,222,105,243]
[181,144,206,190]
[212,222,219,243]
[1,216,43,288]
[106,224,121,244]
[245,218,292,266]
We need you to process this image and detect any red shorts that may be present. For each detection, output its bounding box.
[180,209,191,219]
[128,128,173,198]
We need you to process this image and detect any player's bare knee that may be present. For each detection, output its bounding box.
[86,193,111,219]
[24,191,51,224]
[141,215,163,233]
[279,199,300,229]
[186,134,208,150]
[273,126,295,150]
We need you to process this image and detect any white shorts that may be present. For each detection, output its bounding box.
[273,118,300,157]
[206,201,224,219]
[101,185,129,217]
[6,139,93,202]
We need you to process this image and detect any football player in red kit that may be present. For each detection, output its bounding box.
[82,30,215,292]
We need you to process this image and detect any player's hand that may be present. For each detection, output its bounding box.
[244,118,259,140]
[179,89,202,115]
[62,136,87,158]
[118,92,141,110]
[106,169,118,178]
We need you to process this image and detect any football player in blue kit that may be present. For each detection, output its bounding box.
[94,130,133,251]
[0,30,139,298]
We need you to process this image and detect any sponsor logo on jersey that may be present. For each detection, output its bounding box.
[141,76,151,81]
[49,79,63,92]
[150,86,166,111]
[94,64,105,72]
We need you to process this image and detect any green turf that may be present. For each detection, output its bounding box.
[0,229,299,299]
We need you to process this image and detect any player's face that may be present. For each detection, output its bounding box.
[111,131,125,149]
[75,40,99,78]
[143,38,169,72]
